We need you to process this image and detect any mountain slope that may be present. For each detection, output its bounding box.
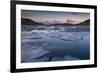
[78,19,90,26]
[21,18,39,25]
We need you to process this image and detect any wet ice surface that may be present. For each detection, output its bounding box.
[21,25,90,63]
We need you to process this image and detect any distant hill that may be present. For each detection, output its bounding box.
[51,19,90,26]
[21,18,90,26]
[78,19,90,26]
[62,19,90,26]
[21,18,41,25]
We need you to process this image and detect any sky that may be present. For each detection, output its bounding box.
[21,10,90,24]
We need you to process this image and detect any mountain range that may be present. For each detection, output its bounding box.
[21,18,90,26]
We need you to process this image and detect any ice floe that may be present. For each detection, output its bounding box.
[64,55,80,60]
[21,25,89,62]
[22,48,49,62]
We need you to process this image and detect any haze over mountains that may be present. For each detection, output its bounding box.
[21,18,90,26]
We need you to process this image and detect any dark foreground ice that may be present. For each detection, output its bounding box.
[21,25,90,63]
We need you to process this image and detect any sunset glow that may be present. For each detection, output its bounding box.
[21,10,90,24]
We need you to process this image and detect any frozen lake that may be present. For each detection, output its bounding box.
[21,25,90,63]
